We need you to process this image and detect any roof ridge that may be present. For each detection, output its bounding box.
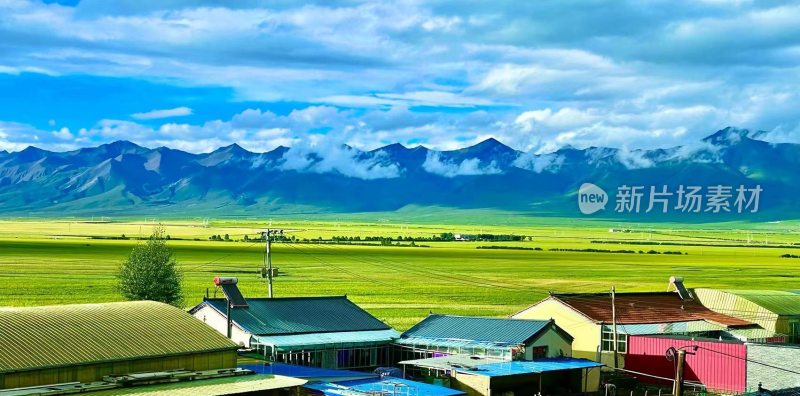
[244,296,349,301]
[0,300,166,312]
[429,314,550,322]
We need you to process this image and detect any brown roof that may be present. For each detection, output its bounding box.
[552,292,753,327]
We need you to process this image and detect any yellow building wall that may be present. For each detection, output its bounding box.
[528,328,572,358]
[512,298,608,392]
[451,371,492,396]
[0,350,237,390]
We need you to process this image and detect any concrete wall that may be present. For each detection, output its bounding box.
[193,304,252,347]
[747,343,800,392]
[0,350,237,390]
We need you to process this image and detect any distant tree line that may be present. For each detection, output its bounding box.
[550,248,687,255]
[204,232,526,244]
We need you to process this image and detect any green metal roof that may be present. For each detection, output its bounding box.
[725,290,800,316]
[401,315,569,345]
[0,301,238,374]
[194,296,391,336]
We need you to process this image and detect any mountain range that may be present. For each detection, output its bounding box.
[1,127,797,220]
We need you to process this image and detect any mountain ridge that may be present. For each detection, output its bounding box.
[1,127,796,219]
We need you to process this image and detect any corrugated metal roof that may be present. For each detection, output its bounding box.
[552,293,753,327]
[195,297,391,336]
[725,290,800,316]
[0,301,238,374]
[251,329,399,352]
[603,320,727,335]
[85,374,306,396]
[398,356,602,377]
[401,315,555,345]
[627,336,746,394]
[306,378,466,396]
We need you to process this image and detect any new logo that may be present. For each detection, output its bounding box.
[578,183,608,215]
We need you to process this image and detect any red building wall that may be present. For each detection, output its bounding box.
[626,336,746,394]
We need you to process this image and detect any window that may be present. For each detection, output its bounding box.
[601,328,627,353]
[790,321,800,344]
[530,346,548,359]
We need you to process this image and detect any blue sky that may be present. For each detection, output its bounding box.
[0,0,799,153]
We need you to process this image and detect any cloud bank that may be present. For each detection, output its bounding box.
[0,1,798,154]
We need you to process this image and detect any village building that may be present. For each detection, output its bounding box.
[190,295,399,369]
[0,301,306,395]
[395,314,601,395]
[394,314,574,361]
[511,287,757,390]
[693,288,800,342]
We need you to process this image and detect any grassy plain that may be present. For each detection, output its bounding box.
[0,217,798,330]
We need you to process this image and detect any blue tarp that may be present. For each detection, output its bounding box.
[307,378,466,396]
[240,363,375,381]
[462,358,603,377]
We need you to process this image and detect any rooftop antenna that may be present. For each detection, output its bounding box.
[260,228,283,298]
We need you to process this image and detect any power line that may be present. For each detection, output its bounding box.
[313,242,544,293]
[282,242,396,288]
[184,239,263,272]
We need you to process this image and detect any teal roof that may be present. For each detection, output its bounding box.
[726,290,800,316]
[401,315,569,345]
[252,329,399,352]
[193,296,391,336]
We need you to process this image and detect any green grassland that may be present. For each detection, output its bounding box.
[0,218,798,330]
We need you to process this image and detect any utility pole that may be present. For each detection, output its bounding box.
[261,229,283,298]
[611,285,619,369]
[673,349,686,396]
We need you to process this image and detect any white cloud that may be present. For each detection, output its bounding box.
[615,148,655,169]
[131,107,193,120]
[422,152,501,177]
[279,135,401,179]
[513,152,565,173]
[52,127,73,140]
[315,91,496,108]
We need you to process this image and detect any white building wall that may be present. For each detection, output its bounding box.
[192,304,252,347]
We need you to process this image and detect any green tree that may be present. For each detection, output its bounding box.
[117,226,184,307]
